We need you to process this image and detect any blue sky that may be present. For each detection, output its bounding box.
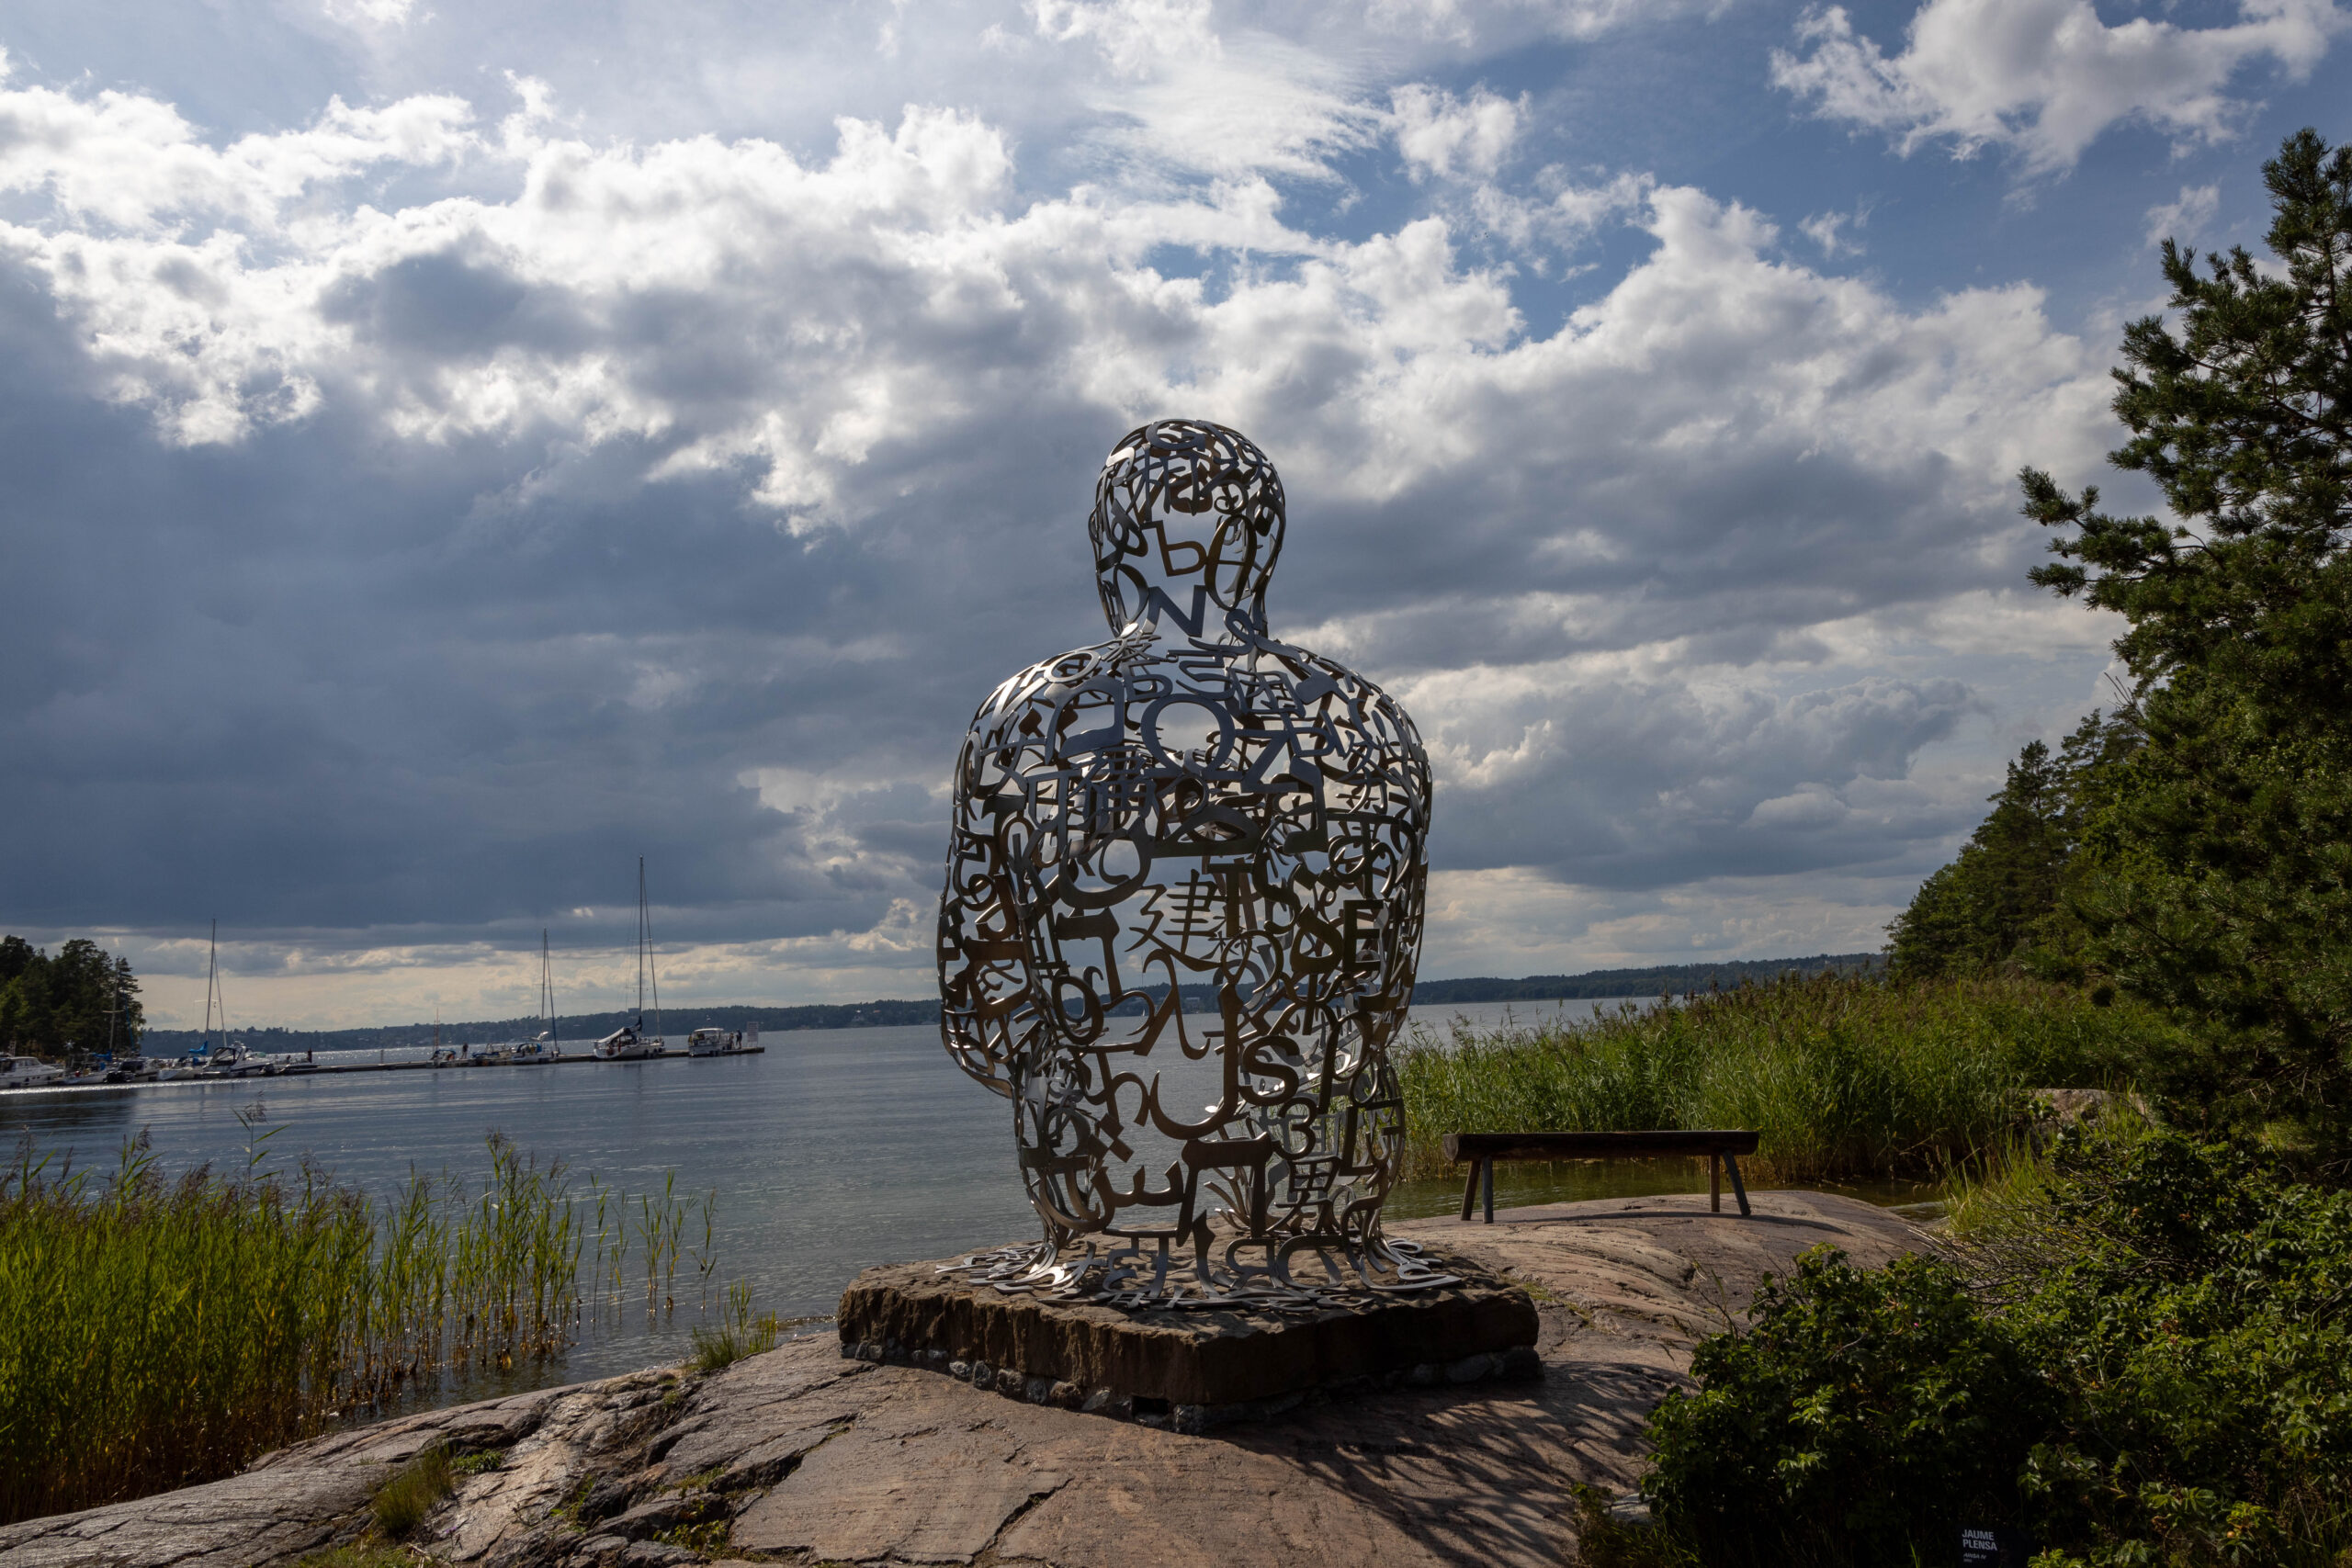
[1,0,2344,1028]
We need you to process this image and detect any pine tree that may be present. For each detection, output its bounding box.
[1888,714,2139,979]
[1890,743,2067,978]
[2022,130,2352,1154]
[0,937,144,1056]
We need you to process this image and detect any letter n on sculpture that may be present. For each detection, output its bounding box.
[935,419,1451,1306]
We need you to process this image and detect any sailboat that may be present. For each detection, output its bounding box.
[189,922,270,1076]
[595,860,664,1060]
[513,931,563,1064]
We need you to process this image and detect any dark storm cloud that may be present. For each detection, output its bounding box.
[1421,672,1977,890]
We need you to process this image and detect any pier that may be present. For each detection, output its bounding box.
[4,1045,767,1093]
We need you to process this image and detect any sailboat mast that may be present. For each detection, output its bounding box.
[542,929,559,1052]
[636,857,647,1023]
[205,920,223,1058]
[639,857,663,1047]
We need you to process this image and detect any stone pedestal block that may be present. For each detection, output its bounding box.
[836,1242,1540,1429]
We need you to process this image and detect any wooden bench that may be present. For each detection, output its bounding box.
[1441,1130,1761,1223]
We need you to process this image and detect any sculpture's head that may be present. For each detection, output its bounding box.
[1089,419,1285,632]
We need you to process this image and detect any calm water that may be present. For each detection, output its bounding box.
[0,996,1751,1393]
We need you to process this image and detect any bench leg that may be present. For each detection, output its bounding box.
[1724,1153,1750,1217]
[1483,1156,1496,1224]
[1710,1153,1721,1213]
[1459,1160,1481,1223]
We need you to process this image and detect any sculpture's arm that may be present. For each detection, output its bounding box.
[1317,670,1434,1010]
[937,728,1035,1100]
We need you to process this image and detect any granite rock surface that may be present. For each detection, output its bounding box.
[0,1191,1922,1568]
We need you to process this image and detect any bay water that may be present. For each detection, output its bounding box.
[1,998,1691,1392]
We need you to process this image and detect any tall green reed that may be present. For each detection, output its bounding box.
[0,1127,736,1527]
[1395,974,2162,1184]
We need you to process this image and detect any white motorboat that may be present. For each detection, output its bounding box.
[686,1024,759,1057]
[203,1040,275,1077]
[0,1055,64,1090]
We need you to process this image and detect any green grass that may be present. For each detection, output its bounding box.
[0,1130,753,1527]
[295,1547,435,1568]
[689,1279,782,1373]
[371,1445,454,1540]
[1396,973,2165,1185]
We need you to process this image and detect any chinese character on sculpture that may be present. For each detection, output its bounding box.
[936,419,1451,1307]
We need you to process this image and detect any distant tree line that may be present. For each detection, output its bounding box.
[0,937,142,1058]
[1412,955,1882,1004]
[1887,129,2352,1159]
[139,963,1896,1056]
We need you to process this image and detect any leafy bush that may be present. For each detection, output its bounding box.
[1645,1251,2053,1565]
[1617,1131,2352,1566]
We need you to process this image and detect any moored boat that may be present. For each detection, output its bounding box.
[686,1024,760,1056]
[594,1021,660,1060]
[597,859,667,1059]
[0,1055,65,1090]
[526,931,563,1064]
[203,1040,275,1077]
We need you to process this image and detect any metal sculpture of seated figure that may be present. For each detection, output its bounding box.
[936,418,1450,1308]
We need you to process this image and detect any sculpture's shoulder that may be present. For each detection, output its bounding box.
[1237,633,1427,767]
[961,633,1139,743]
[953,625,1425,794]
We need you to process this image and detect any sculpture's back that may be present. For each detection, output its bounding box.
[937,420,1444,1304]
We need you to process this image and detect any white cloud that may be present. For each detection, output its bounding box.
[1417,866,1916,980]
[2145,180,2221,246]
[1030,0,1384,178]
[0,62,2134,1015]
[321,0,420,27]
[1365,0,1722,45]
[1800,205,1867,256]
[1392,83,1523,181]
[1771,0,2347,174]
[119,912,937,1030]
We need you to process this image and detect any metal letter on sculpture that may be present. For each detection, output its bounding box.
[936,419,1450,1307]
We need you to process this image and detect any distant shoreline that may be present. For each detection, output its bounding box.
[140,953,1881,1055]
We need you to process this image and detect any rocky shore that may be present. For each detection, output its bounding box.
[0,1192,1921,1568]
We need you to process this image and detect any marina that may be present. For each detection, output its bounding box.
[0,995,1600,1094]
[0,1038,764,1090]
